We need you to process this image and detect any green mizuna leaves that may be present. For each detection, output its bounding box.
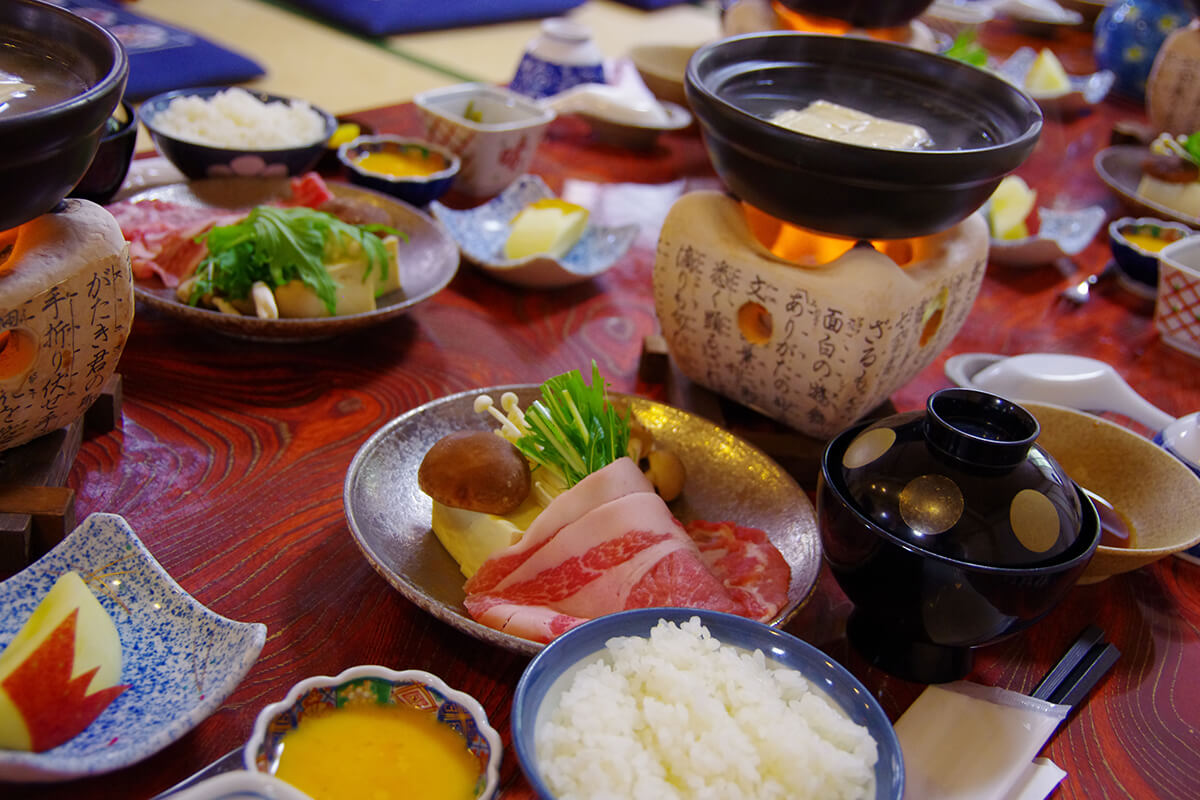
[189,205,403,315]
[511,363,630,488]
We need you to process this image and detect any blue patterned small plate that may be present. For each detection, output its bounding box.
[0,513,266,782]
[988,205,1108,269]
[245,665,501,799]
[996,47,1115,116]
[430,175,638,288]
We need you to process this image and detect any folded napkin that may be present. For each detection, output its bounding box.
[894,681,1070,800]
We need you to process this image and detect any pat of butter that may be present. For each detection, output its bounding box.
[770,100,932,151]
[504,199,589,261]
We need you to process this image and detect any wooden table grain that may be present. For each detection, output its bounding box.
[12,21,1200,800]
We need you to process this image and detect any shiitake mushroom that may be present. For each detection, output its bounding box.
[419,431,531,514]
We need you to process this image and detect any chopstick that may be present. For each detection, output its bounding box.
[1052,643,1121,708]
[1031,625,1120,709]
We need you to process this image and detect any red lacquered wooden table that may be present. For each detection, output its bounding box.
[11,21,1200,800]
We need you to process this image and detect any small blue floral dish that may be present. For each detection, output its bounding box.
[512,607,904,800]
[429,174,637,288]
[337,135,461,207]
[139,87,337,180]
[244,664,501,799]
[0,513,266,782]
[1108,216,1195,295]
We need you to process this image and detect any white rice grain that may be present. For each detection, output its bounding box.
[152,87,327,149]
[535,617,878,800]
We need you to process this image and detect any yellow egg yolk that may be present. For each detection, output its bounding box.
[273,703,480,800]
[1123,231,1174,253]
[355,149,446,179]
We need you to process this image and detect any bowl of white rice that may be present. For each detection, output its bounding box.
[511,608,903,800]
[139,86,337,179]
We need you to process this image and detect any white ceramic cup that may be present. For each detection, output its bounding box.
[414,83,555,198]
[1155,234,1200,358]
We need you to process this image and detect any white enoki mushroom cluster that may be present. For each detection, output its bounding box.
[475,392,564,506]
[1150,132,1200,166]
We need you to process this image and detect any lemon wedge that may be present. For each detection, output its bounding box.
[1025,49,1071,95]
[988,175,1036,240]
[504,198,589,260]
[327,122,360,149]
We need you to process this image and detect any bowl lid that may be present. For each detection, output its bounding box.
[828,389,1086,567]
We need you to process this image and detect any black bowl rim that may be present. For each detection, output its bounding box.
[139,85,338,154]
[0,0,128,132]
[337,134,462,186]
[510,606,905,800]
[685,31,1044,164]
[101,99,139,142]
[820,418,1102,574]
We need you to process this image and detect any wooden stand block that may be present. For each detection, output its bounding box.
[0,375,123,572]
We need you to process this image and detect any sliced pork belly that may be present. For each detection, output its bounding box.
[106,172,336,287]
[463,457,754,643]
[464,456,653,593]
[687,519,791,621]
[107,200,244,286]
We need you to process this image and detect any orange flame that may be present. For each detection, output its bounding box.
[1,609,128,752]
[741,202,934,267]
[771,2,911,41]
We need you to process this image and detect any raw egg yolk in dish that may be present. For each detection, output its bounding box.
[273,703,479,800]
[355,149,447,179]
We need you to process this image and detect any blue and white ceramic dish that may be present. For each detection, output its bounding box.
[988,204,1107,268]
[511,607,904,800]
[430,174,638,288]
[0,513,266,782]
[245,665,502,799]
[338,135,460,207]
[508,19,605,99]
[996,47,1115,115]
[140,87,337,180]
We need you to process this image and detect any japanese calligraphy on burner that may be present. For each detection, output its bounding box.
[0,200,133,450]
[653,192,989,439]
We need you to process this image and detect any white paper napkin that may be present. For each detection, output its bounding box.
[894,681,1070,800]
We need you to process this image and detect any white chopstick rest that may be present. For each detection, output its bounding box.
[894,681,1070,800]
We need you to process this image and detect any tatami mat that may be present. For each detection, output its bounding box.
[388,2,722,85]
[133,0,455,113]
[128,0,722,152]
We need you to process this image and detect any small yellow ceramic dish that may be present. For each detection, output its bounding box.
[1023,402,1200,584]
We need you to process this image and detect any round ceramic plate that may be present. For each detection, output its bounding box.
[343,386,822,657]
[125,178,459,342]
[1094,145,1200,229]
